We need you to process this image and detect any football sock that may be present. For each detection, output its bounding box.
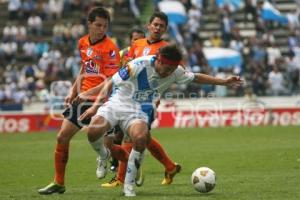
[89,137,109,159]
[117,143,132,182]
[110,144,129,163]
[147,137,176,172]
[54,143,69,185]
[124,149,145,186]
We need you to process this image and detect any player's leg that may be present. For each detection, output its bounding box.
[147,110,181,185]
[109,126,124,172]
[38,101,91,195]
[147,136,181,185]
[88,115,112,179]
[38,119,80,195]
[123,120,149,197]
[104,126,128,163]
[101,137,132,187]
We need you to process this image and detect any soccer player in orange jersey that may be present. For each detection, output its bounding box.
[38,7,121,195]
[101,11,181,188]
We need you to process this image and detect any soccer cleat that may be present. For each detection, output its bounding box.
[101,176,123,188]
[135,166,144,187]
[161,163,182,185]
[38,182,65,195]
[123,184,136,197]
[96,150,110,179]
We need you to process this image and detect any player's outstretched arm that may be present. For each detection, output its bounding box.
[193,73,243,88]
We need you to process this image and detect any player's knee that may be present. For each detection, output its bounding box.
[56,130,72,144]
[87,126,103,142]
[132,133,147,151]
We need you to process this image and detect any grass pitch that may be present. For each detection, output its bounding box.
[0,126,300,200]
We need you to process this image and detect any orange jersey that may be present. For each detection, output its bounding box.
[78,34,120,92]
[127,38,168,60]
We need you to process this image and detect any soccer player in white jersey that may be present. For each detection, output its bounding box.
[79,44,243,197]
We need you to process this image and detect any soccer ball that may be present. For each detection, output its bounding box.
[191,167,216,193]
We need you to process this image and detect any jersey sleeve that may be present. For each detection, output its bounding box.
[112,57,145,86]
[174,65,195,84]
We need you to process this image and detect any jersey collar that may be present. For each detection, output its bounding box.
[89,35,107,45]
[147,38,163,44]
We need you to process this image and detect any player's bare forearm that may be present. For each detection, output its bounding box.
[92,79,113,109]
[193,73,243,88]
[193,73,227,85]
[79,78,111,100]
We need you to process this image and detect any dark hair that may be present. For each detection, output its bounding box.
[129,28,145,40]
[159,44,182,61]
[88,7,110,23]
[149,11,168,27]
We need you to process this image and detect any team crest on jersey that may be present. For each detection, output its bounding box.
[143,47,151,56]
[85,60,99,74]
[118,65,130,80]
[109,50,116,58]
[87,47,93,57]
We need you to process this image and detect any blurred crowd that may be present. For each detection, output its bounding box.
[1,0,300,107]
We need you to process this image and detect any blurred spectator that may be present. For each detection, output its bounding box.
[187,4,201,42]
[209,32,223,47]
[266,43,281,67]
[22,38,36,57]
[70,22,85,40]
[34,39,49,58]
[48,0,64,19]
[220,13,235,46]
[251,67,266,96]
[15,23,27,45]
[38,52,52,71]
[267,65,287,96]
[285,54,300,94]
[286,8,300,31]
[8,0,21,20]
[27,13,43,36]
[64,50,81,79]
[22,0,35,19]
[244,0,257,21]
[35,0,48,20]
[129,0,140,19]
[1,41,18,62]
[52,22,66,46]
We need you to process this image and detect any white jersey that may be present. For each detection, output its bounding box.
[111,55,194,105]
[111,55,194,122]
[96,55,194,131]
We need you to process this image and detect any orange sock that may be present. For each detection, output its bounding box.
[147,137,176,172]
[116,143,133,182]
[110,144,129,163]
[54,143,69,185]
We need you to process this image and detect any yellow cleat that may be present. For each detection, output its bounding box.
[101,176,123,188]
[161,163,181,185]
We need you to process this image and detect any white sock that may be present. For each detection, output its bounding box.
[124,149,145,185]
[89,137,109,159]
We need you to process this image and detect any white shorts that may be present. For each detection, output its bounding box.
[96,100,151,135]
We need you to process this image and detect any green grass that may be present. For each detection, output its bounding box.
[0,126,300,200]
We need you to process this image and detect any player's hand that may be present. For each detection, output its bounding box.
[72,93,89,104]
[78,106,98,121]
[225,76,243,88]
[64,94,75,107]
